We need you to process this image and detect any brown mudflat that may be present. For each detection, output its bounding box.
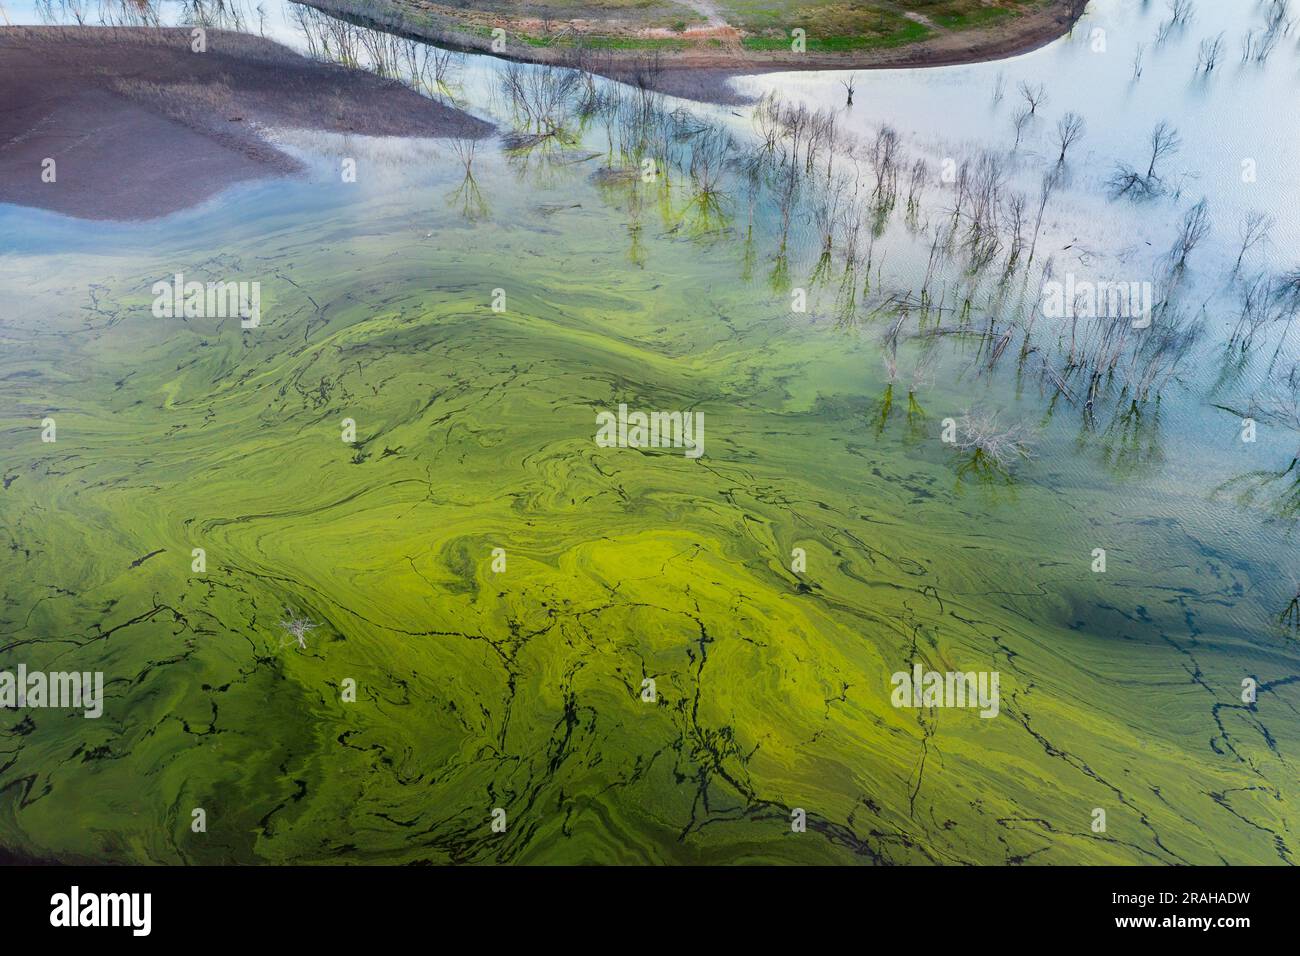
[0,26,492,221]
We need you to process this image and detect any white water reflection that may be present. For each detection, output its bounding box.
[4,0,1299,492]
[739,0,1299,264]
[9,0,1294,333]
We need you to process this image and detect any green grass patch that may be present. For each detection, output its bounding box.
[933,6,1016,29]
[741,18,930,53]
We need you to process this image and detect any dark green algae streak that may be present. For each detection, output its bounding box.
[0,153,1296,865]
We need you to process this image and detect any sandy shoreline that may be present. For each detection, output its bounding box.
[0,26,492,222]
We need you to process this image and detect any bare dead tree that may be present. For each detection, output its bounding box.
[753,91,781,157]
[685,126,735,223]
[949,157,971,231]
[1055,111,1086,164]
[1002,191,1027,274]
[450,136,478,174]
[1241,30,1256,63]
[836,178,865,278]
[1273,267,1300,314]
[1269,290,1299,369]
[1230,272,1275,350]
[951,409,1035,468]
[1170,0,1196,23]
[500,61,582,137]
[810,174,846,284]
[905,158,928,217]
[1169,197,1211,272]
[1195,32,1225,73]
[964,152,1006,265]
[1027,166,1061,264]
[1157,0,1196,42]
[1126,305,1202,400]
[1233,211,1274,275]
[868,125,900,206]
[840,72,857,106]
[1146,120,1181,179]
[1107,163,1156,200]
[1011,106,1032,150]
[278,610,318,650]
[431,45,459,91]
[1018,80,1048,115]
[1132,42,1145,80]
[1254,0,1292,62]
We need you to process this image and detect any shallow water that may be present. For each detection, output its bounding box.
[743,0,1300,251]
[0,0,1298,864]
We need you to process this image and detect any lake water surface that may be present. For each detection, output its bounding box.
[0,0,1297,864]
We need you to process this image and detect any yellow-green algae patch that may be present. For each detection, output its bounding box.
[0,166,1296,865]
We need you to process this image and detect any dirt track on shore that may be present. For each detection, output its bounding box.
[298,0,1084,104]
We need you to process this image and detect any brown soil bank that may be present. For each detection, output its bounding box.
[0,26,492,221]
[297,0,1085,103]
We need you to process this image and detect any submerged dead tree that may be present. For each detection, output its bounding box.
[1232,211,1274,275]
[1055,111,1086,165]
[1018,80,1048,116]
[1168,197,1212,273]
[1108,121,1181,199]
